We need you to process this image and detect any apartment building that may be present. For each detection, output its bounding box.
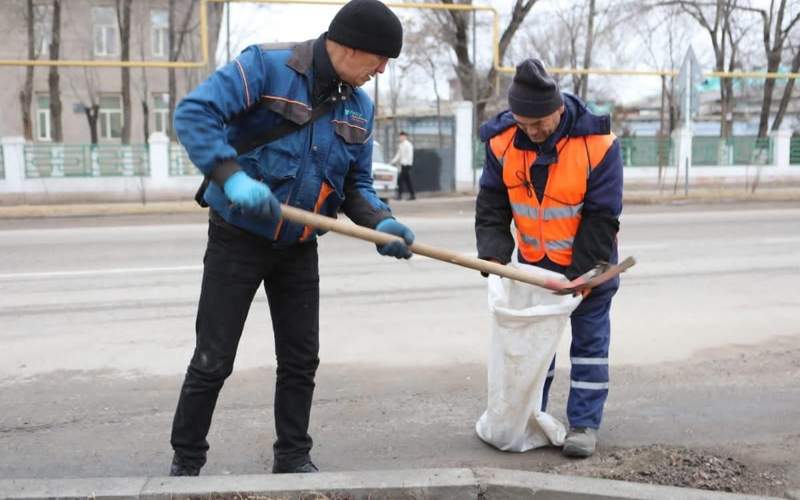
[0,0,222,144]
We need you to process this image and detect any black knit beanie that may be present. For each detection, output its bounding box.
[508,59,563,118]
[328,0,403,58]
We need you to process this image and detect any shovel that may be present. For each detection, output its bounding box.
[279,204,635,295]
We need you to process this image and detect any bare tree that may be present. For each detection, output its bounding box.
[206,2,225,75]
[771,42,800,131]
[404,20,450,146]
[426,0,540,123]
[20,0,36,141]
[577,0,596,99]
[633,5,693,134]
[116,0,133,144]
[47,0,63,142]
[551,2,585,95]
[168,0,199,141]
[69,67,102,144]
[133,13,151,142]
[749,0,800,136]
[659,0,750,137]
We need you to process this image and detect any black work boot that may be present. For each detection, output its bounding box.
[272,459,319,474]
[169,454,202,476]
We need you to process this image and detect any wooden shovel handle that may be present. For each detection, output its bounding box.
[279,204,631,292]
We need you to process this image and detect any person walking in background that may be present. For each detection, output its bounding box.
[169,0,414,477]
[475,58,623,458]
[391,131,416,200]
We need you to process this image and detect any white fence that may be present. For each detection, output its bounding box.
[1,105,799,203]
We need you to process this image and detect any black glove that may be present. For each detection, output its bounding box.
[565,213,619,280]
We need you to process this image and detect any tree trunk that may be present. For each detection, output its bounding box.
[48,0,63,142]
[206,2,225,76]
[579,0,596,100]
[167,0,197,141]
[118,0,132,144]
[21,0,35,141]
[85,105,100,144]
[756,56,779,138]
[142,100,150,142]
[438,0,538,124]
[771,48,800,131]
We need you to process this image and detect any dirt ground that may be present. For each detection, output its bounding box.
[548,445,785,494]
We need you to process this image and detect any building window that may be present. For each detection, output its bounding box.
[153,93,170,134]
[34,5,53,57]
[36,95,51,141]
[151,9,169,57]
[93,7,118,56]
[99,95,122,140]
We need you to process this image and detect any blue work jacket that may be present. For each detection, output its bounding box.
[174,39,390,243]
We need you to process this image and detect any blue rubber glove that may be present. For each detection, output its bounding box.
[375,218,415,259]
[223,171,281,220]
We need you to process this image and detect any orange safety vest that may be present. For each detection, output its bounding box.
[489,126,615,266]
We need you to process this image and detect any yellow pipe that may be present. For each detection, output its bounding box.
[705,70,800,79]
[499,65,800,79]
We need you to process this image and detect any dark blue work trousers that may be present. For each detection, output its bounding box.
[171,215,320,470]
[541,279,618,430]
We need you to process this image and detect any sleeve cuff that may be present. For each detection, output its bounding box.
[210,159,241,186]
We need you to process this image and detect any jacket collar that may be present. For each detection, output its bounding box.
[287,38,315,76]
[312,33,341,106]
[287,36,353,104]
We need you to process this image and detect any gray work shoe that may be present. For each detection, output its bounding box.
[562,427,597,458]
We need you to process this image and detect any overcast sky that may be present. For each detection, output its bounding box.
[212,1,773,107]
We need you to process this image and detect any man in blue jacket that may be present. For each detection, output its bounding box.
[475,59,623,458]
[169,0,415,476]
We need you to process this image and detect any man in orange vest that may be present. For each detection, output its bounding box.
[475,58,623,458]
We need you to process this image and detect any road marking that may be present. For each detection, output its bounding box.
[0,265,202,281]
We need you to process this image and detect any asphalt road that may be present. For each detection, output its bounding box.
[1,199,798,495]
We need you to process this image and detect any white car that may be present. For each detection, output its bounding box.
[371,140,398,203]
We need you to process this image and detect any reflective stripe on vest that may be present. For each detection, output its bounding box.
[511,203,538,219]
[490,126,615,266]
[519,233,541,248]
[543,204,583,220]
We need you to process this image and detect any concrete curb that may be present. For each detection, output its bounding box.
[0,468,782,500]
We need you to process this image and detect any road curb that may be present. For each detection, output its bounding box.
[0,468,782,500]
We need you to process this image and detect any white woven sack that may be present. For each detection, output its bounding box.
[475,263,582,452]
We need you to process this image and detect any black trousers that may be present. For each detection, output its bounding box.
[171,215,320,470]
[397,165,415,199]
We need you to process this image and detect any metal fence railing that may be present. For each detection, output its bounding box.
[473,140,485,170]
[169,143,199,176]
[692,136,773,166]
[619,137,673,167]
[473,136,674,170]
[24,144,149,178]
[790,137,800,165]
